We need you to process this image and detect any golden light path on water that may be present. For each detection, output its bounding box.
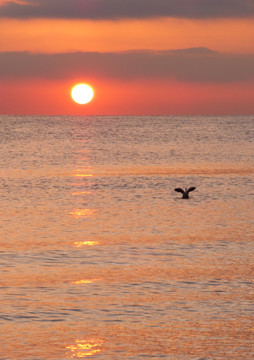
[72,191,91,196]
[69,168,97,218]
[73,279,100,285]
[0,116,253,359]
[66,338,104,358]
[69,208,97,218]
[74,241,100,247]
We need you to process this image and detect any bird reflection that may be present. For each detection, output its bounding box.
[175,187,196,199]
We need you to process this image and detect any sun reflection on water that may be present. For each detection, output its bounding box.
[69,209,97,218]
[74,173,93,177]
[73,278,100,285]
[72,191,91,196]
[73,279,93,285]
[73,168,93,178]
[74,241,99,247]
[66,338,104,358]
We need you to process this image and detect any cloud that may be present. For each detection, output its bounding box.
[1,0,254,19]
[0,48,253,83]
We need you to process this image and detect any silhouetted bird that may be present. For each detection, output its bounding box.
[175,187,196,199]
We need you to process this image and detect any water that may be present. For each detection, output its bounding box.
[0,115,253,359]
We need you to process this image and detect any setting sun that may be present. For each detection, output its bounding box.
[71,83,94,104]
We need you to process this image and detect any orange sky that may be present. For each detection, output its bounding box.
[1,78,253,115]
[1,18,254,54]
[0,1,254,115]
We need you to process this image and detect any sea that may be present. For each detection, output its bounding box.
[0,115,253,360]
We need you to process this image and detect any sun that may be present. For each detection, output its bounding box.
[71,83,94,104]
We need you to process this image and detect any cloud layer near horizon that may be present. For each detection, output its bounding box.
[0,49,253,83]
[1,0,254,19]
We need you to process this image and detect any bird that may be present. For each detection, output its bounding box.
[175,187,196,199]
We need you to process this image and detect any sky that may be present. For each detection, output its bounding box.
[0,0,254,115]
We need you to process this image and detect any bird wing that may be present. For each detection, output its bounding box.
[175,188,184,194]
[187,187,196,193]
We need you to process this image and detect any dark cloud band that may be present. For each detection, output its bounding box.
[0,0,254,19]
[0,48,253,83]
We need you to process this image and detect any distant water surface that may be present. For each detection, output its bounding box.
[0,115,253,359]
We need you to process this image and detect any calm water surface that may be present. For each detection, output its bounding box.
[0,116,253,359]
